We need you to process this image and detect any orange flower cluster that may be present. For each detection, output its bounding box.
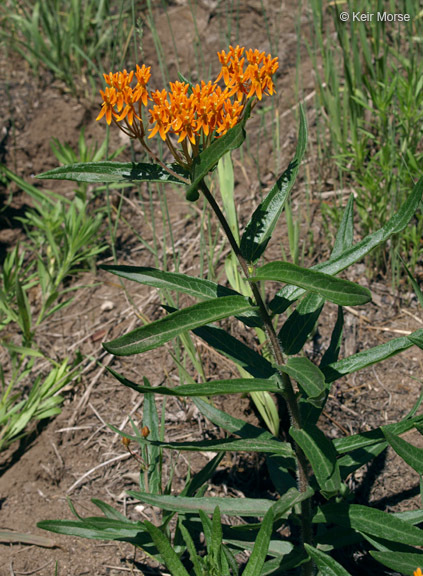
[96,46,278,166]
[415,569,423,576]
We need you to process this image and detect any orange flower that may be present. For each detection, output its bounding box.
[117,86,141,125]
[414,569,423,576]
[96,86,118,125]
[134,64,151,106]
[96,47,278,165]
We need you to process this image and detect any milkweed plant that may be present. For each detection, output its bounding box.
[37,46,423,576]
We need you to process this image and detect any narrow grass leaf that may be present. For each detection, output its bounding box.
[251,262,371,306]
[290,426,341,496]
[179,523,203,576]
[269,177,423,313]
[103,296,256,356]
[242,508,274,576]
[37,161,189,184]
[370,551,423,575]
[186,101,252,201]
[322,328,423,383]
[240,105,307,262]
[278,293,325,355]
[383,429,423,475]
[144,521,190,576]
[304,544,352,575]
[91,499,128,522]
[128,492,274,517]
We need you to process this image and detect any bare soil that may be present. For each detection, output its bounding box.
[1,2,423,575]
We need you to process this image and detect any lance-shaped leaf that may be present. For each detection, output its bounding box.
[290,426,341,496]
[320,306,344,367]
[269,177,423,313]
[370,551,423,575]
[304,544,352,576]
[144,521,191,576]
[37,517,149,544]
[102,265,238,299]
[193,324,276,378]
[242,508,274,576]
[334,414,423,454]
[128,491,275,517]
[103,295,256,356]
[278,293,325,355]
[101,265,262,328]
[109,422,293,457]
[322,328,423,383]
[331,194,355,259]
[383,429,423,475]
[315,503,423,547]
[278,357,326,406]
[240,105,307,262]
[107,368,280,397]
[37,161,189,184]
[186,101,252,201]
[251,262,371,306]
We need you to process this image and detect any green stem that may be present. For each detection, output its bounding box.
[199,178,313,575]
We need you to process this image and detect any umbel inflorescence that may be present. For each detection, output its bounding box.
[96,46,278,169]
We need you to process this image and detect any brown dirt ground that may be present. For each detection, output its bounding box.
[1,2,423,575]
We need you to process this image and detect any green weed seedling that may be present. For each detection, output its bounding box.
[37,47,423,576]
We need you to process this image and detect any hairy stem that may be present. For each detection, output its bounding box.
[199,178,313,575]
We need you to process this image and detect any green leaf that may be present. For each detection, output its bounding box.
[179,522,203,576]
[304,544,352,575]
[193,324,275,378]
[192,398,295,461]
[37,518,147,543]
[331,194,355,260]
[370,551,423,575]
[251,262,371,306]
[182,453,225,497]
[101,264,238,300]
[240,105,307,262]
[320,306,344,367]
[145,521,190,576]
[107,369,280,397]
[383,429,423,474]
[334,414,423,454]
[242,507,274,576]
[269,177,423,313]
[278,293,325,355]
[338,442,387,479]
[271,486,314,521]
[316,503,423,546]
[128,491,274,517]
[322,328,423,383]
[37,161,189,184]
[290,426,341,496]
[186,101,252,201]
[91,499,128,522]
[278,357,326,405]
[103,295,256,356]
